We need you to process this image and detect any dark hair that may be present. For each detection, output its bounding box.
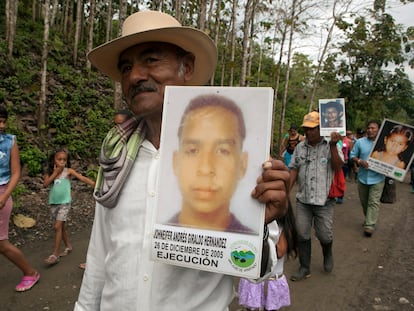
[178,94,246,143]
[0,105,8,119]
[388,125,413,143]
[323,101,343,113]
[278,200,298,259]
[46,148,71,175]
[366,120,381,128]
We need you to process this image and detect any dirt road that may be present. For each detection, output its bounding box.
[1,180,413,311]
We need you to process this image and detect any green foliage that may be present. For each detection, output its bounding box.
[336,8,414,129]
[19,146,46,177]
[12,184,28,211]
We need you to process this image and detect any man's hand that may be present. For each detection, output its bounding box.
[251,159,290,224]
[330,131,341,145]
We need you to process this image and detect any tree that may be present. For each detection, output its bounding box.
[336,2,414,128]
[5,0,18,60]
[39,0,51,131]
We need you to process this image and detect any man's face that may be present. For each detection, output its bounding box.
[326,107,339,123]
[303,126,321,145]
[173,106,248,216]
[366,123,379,140]
[118,42,194,118]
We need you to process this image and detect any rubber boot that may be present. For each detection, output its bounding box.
[321,241,333,273]
[290,240,311,281]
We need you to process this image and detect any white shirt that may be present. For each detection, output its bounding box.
[74,140,277,311]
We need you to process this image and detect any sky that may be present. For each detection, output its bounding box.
[291,0,414,83]
[387,1,414,82]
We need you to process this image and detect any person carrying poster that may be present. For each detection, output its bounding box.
[350,120,385,237]
[75,11,290,310]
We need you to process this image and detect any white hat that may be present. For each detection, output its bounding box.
[88,10,218,85]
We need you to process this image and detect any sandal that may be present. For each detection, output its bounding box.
[15,272,40,292]
[59,247,73,257]
[44,254,60,265]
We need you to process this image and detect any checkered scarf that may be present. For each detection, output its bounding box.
[93,116,146,208]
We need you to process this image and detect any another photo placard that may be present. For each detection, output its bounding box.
[151,86,274,278]
[319,98,346,137]
[367,119,414,181]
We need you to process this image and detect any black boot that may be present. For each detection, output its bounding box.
[290,240,311,281]
[321,241,333,273]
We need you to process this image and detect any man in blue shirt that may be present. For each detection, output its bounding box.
[350,120,385,237]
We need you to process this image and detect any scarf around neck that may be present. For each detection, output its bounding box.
[93,116,146,208]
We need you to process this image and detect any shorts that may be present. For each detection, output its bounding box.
[50,203,71,222]
[238,275,290,310]
[0,185,13,240]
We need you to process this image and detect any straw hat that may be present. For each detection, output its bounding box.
[88,10,218,85]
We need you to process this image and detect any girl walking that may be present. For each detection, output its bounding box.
[43,148,95,265]
[0,105,40,292]
[238,202,297,310]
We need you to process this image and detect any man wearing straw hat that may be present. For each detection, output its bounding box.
[75,10,290,311]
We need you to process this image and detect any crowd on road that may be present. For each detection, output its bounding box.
[1,9,413,311]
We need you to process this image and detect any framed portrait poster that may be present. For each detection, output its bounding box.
[367,119,414,181]
[319,98,346,137]
[151,86,274,278]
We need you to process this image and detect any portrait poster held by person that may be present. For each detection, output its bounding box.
[237,202,298,311]
[368,120,414,181]
[350,120,385,237]
[153,88,273,278]
[43,148,95,265]
[75,10,290,311]
[280,124,304,169]
[288,111,344,282]
[319,98,346,137]
[0,105,40,292]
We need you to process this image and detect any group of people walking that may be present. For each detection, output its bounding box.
[1,8,412,311]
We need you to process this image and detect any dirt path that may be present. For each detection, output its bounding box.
[1,180,413,311]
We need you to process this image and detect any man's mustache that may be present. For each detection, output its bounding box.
[130,83,157,99]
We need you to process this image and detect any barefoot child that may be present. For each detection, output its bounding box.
[43,148,95,265]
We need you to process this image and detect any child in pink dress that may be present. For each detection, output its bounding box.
[238,203,297,310]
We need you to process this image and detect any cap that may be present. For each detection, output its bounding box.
[302,111,320,128]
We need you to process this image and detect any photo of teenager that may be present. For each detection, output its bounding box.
[151,86,274,278]
[156,87,273,234]
[169,94,252,233]
[319,99,346,136]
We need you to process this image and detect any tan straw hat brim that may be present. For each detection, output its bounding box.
[88,11,217,86]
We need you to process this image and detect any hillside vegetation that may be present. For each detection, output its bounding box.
[0,10,116,182]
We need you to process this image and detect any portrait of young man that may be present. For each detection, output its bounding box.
[151,86,274,278]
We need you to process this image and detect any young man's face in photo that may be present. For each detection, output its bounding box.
[325,107,339,123]
[173,106,248,216]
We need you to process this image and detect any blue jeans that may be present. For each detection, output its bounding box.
[357,181,384,228]
[295,199,335,243]
[284,152,292,169]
